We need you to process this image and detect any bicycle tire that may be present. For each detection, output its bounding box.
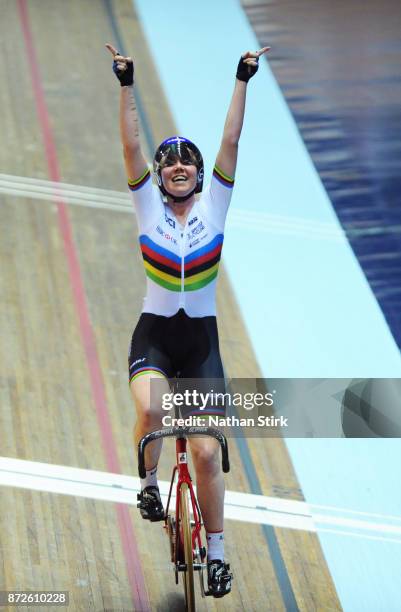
[180,483,195,611]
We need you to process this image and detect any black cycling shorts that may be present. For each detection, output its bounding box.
[128,308,225,416]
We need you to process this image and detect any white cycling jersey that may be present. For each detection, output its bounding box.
[129,165,234,317]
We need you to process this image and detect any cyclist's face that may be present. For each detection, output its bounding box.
[161,158,197,196]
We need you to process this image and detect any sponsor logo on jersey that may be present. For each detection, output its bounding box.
[187,221,205,240]
[165,212,176,228]
[188,216,198,226]
[157,225,177,244]
[189,233,208,249]
[192,221,205,236]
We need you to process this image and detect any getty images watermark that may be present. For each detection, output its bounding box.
[152,377,401,438]
[160,387,288,430]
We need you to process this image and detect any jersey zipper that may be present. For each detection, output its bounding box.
[176,204,195,309]
[179,225,185,307]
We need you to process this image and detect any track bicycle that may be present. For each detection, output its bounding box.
[138,424,230,611]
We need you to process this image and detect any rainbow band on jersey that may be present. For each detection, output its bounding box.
[213,164,235,188]
[184,234,223,290]
[140,235,182,291]
[139,234,224,291]
[128,168,151,192]
[129,366,168,384]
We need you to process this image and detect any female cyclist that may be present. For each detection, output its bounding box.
[107,42,269,598]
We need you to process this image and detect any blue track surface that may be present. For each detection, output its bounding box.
[246,0,401,352]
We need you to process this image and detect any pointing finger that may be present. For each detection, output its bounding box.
[242,50,265,60]
[105,43,118,57]
[257,46,271,56]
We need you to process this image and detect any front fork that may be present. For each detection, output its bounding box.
[164,437,205,566]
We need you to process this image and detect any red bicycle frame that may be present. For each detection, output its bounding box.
[165,435,204,566]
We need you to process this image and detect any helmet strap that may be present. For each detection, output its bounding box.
[164,187,197,203]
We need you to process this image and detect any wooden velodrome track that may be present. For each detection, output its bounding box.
[0,1,341,610]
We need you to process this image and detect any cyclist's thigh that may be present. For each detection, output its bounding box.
[128,313,172,414]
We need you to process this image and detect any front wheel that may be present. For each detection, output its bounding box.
[179,483,195,611]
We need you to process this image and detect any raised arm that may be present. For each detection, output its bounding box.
[215,47,270,179]
[106,44,148,183]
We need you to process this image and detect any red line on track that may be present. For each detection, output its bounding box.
[17,2,150,609]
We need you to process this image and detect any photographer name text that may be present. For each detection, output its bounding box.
[162,415,288,427]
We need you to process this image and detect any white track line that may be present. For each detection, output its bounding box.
[0,173,346,240]
[1,456,401,543]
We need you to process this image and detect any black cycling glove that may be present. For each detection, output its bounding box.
[236,55,259,83]
[113,57,134,86]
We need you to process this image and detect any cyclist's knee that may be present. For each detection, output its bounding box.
[191,442,220,475]
[135,403,163,430]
